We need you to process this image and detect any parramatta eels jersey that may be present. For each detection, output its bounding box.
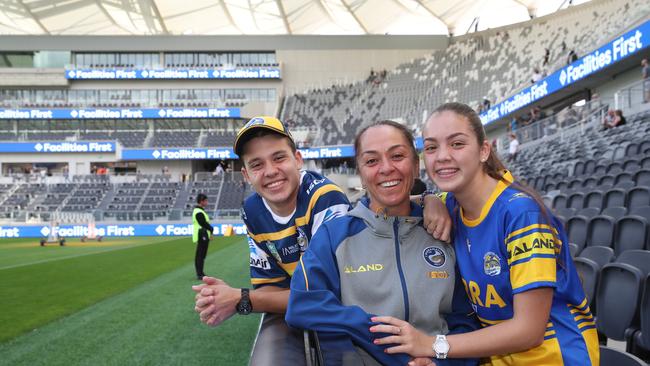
[444,171,599,365]
[242,170,351,289]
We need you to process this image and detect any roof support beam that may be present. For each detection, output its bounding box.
[219,0,244,34]
[314,0,337,24]
[275,0,292,34]
[339,0,368,34]
[150,0,169,34]
[17,0,49,34]
[96,0,134,34]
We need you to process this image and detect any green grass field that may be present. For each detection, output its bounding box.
[0,235,261,365]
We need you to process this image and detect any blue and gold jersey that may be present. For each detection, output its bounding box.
[444,171,599,365]
[242,170,351,289]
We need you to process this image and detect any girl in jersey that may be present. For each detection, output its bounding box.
[370,103,599,366]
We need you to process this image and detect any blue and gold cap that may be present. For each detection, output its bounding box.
[233,116,294,156]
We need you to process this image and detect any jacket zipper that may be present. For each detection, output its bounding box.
[393,218,410,322]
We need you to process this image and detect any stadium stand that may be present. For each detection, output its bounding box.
[281,0,650,146]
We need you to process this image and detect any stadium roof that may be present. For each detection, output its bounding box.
[0,0,591,36]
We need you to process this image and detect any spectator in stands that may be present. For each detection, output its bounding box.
[567,49,578,65]
[286,120,478,365]
[564,105,579,127]
[162,166,169,175]
[371,102,599,366]
[367,68,377,84]
[62,165,69,182]
[192,193,214,280]
[642,58,649,103]
[213,162,224,176]
[542,48,550,67]
[508,133,519,162]
[482,97,491,110]
[609,109,627,128]
[601,109,616,130]
[531,68,542,84]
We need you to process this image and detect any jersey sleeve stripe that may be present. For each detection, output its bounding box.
[295,184,344,227]
[299,256,309,290]
[509,252,557,266]
[277,260,299,276]
[251,277,287,285]
[505,224,557,242]
[510,256,556,290]
[249,226,297,242]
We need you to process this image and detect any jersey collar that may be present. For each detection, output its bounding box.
[461,170,513,227]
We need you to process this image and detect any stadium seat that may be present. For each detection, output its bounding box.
[635,170,650,186]
[582,177,598,188]
[578,207,601,219]
[555,207,577,219]
[574,257,599,307]
[580,246,615,269]
[604,188,627,209]
[632,274,650,352]
[569,243,579,257]
[614,216,649,256]
[552,194,568,209]
[586,215,616,248]
[596,263,644,340]
[567,192,585,210]
[616,250,650,276]
[599,345,647,366]
[601,206,627,220]
[628,187,650,208]
[568,216,589,253]
[630,206,650,226]
[584,191,604,210]
[598,175,616,187]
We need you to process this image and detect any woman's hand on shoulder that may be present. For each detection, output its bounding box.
[423,195,451,243]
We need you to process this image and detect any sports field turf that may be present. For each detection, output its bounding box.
[0,235,261,365]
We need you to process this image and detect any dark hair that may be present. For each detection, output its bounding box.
[430,103,561,253]
[196,193,208,204]
[354,120,418,165]
[239,129,296,161]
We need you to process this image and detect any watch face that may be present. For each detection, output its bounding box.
[434,338,450,353]
[237,302,252,315]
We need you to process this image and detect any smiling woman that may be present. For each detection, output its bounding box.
[285,120,479,366]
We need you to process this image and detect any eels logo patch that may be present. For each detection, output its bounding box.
[484,252,502,276]
[423,246,446,267]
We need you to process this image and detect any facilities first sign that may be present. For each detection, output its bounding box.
[480,19,650,125]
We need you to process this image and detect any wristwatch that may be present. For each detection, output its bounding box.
[433,334,450,359]
[236,288,253,315]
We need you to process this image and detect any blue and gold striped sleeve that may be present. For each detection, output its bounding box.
[505,212,560,294]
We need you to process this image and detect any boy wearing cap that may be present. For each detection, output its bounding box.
[193,116,351,364]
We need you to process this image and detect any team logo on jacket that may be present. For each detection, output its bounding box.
[423,247,446,267]
[483,252,501,276]
[297,227,308,253]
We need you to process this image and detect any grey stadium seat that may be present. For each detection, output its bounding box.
[586,215,616,249]
[599,346,647,366]
[614,216,649,256]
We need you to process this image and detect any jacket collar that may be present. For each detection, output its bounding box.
[347,197,422,238]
